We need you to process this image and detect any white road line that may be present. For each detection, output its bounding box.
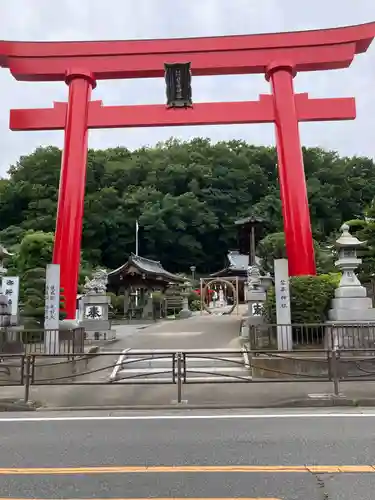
[109,348,131,381]
[0,412,374,422]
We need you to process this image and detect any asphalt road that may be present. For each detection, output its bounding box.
[1,408,375,499]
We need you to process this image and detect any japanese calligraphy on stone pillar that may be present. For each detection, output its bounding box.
[44,264,60,330]
[1,276,19,317]
[44,264,60,355]
[251,302,264,316]
[274,259,292,350]
[85,305,103,319]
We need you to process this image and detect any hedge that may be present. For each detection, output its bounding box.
[263,273,341,324]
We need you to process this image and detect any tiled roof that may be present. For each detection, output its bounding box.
[227,250,261,270]
[108,253,184,282]
[210,250,261,276]
[234,215,264,226]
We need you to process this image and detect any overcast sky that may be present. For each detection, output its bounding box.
[1,0,375,177]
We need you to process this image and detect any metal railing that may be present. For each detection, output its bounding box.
[248,323,375,350]
[0,327,87,354]
[1,347,375,406]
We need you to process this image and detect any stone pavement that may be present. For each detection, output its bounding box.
[114,312,244,350]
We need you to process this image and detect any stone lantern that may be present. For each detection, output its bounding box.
[334,223,365,289]
[326,223,375,348]
[179,280,193,319]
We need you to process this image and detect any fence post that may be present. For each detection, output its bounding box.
[331,347,340,396]
[23,355,32,404]
[176,352,183,404]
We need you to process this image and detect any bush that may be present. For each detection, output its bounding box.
[188,291,199,303]
[107,293,125,318]
[263,273,341,324]
[190,299,201,311]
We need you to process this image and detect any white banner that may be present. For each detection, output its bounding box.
[274,259,292,350]
[1,276,19,317]
[44,264,60,354]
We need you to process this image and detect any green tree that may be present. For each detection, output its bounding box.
[1,141,375,276]
[12,231,54,326]
[257,232,335,275]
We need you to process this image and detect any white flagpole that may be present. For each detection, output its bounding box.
[135,219,139,256]
[135,219,139,306]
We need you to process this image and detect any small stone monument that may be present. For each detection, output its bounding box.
[326,223,375,348]
[79,269,115,341]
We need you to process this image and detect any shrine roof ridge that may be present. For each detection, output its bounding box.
[1,21,375,62]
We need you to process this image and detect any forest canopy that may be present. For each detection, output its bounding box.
[1,138,375,276]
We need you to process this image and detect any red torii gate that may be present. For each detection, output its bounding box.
[1,22,375,319]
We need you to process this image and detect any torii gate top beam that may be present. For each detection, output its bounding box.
[0,22,374,81]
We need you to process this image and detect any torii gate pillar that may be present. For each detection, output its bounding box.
[53,70,96,318]
[267,61,315,276]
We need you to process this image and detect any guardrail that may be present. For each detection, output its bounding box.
[1,347,375,406]
[248,323,375,350]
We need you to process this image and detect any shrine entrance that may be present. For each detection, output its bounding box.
[1,22,375,318]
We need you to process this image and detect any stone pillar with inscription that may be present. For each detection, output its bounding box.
[0,246,21,349]
[1,276,20,327]
[274,259,292,350]
[44,264,60,354]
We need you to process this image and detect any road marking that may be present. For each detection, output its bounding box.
[0,465,373,475]
[0,412,375,422]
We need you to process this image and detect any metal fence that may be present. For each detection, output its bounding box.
[0,328,86,354]
[1,347,375,406]
[248,323,375,350]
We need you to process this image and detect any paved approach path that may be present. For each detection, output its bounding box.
[0,408,375,499]
[115,312,243,350]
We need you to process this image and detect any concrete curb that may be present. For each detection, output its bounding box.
[27,397,375,412]
[0,399,40,412]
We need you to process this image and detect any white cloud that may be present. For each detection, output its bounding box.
[1,0,375,175]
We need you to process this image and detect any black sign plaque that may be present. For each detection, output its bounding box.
[164,62,193,108]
